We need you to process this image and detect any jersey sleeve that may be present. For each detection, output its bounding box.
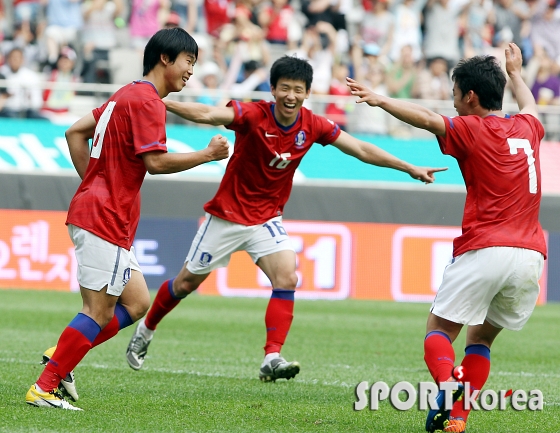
[131,98,168,156]
[313,114,342,145]
[224,100,258,133]
[436,115,479,160]
[514,113,545,142]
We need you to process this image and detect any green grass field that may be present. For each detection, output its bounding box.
[1,289,559,433]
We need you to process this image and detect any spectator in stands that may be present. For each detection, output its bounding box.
[325,61,352,129]
[195,61,227,106]
[415,57,452,100]
[219,0,270,69]
[129,0,171,50]
[2,21,43,72]
[488,0,531,60]
[0,47,44,119]
[13,0,43,27]
[42,0,83,67]
[81,0,124,84]
[229,59,270,99]
[389,0,423,63]
[298,21,337,95]
[301,0,342,29]
[386,44,418,99]
[358,0,394,60]
[41,46,80,122]
[529,0,560,67]
[422,0,462,70]
[530,51,560,105]
[171,0,200,33]
[0,0,6,42]
[0,72,9,112]
[462,0,493,58]
[352,41,387,83]
[204,0,233,38]
[258,0,295,46]
[350,43,389,134]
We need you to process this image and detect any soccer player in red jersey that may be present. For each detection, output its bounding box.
[26,28,230,410]
[125,55,447,382]
[348,43,547,433]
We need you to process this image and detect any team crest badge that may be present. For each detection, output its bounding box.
[199,252,213,267]
[123,267,131,286]
[295,131,306,147]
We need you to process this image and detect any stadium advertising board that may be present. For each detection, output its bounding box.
[0,210,548,304]
[3,118,560,192]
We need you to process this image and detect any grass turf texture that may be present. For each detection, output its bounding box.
[1,289,559,433]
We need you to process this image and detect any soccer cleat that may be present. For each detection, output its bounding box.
[425,378,464,432]
[26,385,82,411]
[443,417,466,432]
[126,324,151,370]
[259,356,300,382]
[41,346,79,401]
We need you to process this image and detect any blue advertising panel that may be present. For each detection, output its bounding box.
[134,217,199,289]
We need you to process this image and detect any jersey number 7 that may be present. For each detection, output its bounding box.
[507,138,537,194]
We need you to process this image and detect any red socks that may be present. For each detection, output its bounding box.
[264,289,295,354]
[424,331,456,385]
[450,344,491,421]
[144,279,184,330]
[37,313,100,392]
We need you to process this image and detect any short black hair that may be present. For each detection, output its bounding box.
[270,56,313,91]
[452,55,506,111]
[143,28,198,76]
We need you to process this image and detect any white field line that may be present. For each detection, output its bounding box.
[4,357,560,405]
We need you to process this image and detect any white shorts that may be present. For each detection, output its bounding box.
[431,247,544,331]
[68,225,142,296]
[186,213,295,274]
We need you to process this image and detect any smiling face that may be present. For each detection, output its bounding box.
[271,78,310,126]
[164,51,196,93]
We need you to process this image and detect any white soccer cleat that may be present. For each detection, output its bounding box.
[41,346,79,401]
[259,356,300,382]
[126,323,152,370]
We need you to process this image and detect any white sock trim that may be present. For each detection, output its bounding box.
[138,319,154,340]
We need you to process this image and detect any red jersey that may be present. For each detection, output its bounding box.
[66,81,167,249]
[437,113,547,258]
[204,100,341,225]
[263,5,293,43]
[204,0,231,37]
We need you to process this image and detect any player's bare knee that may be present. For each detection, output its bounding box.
[127,300,150,322]
[274,272,298,291]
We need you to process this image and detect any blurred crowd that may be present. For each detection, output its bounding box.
[0,0,560,128]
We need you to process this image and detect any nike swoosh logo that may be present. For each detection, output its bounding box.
[39,396,60,408]
[265,132,278,138]
[276,239,287,244]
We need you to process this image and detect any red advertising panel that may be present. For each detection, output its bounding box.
[0,210,548,304]
[0,210,77,291]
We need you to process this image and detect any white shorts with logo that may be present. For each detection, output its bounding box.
[431,246,544,331]
[68,224,142,296]
[186,213,295,274]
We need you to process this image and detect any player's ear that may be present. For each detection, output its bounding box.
[305,88,311,99]
[160,53,170,66]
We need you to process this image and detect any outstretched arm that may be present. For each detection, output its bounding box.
[66,112,96,179]
[331,131,447,183]
[505,43,539,119]
[164,99,235,126]
[346,77,447,136]
[142,134,230,175]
